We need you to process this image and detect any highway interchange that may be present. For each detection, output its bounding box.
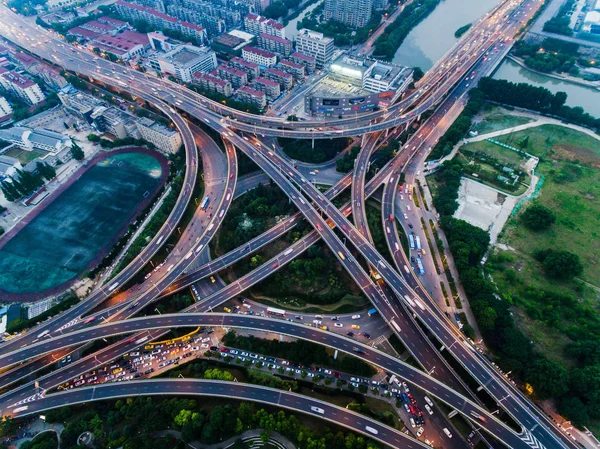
[0,1,581,448]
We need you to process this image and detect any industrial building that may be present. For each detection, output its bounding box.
[149,45,217,82]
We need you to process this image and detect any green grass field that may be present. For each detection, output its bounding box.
[3,147,45,165]
[485,124,600,364]
[0,152,163,295]
[471,104,535,134]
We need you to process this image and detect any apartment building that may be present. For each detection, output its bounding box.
[216,65,248,88]
[229,57,260,80]
[253,76,280,100]
[237,85,266,108]
[265,67,293,90]
[291,51,316,74]
[242,46,277,67]
[244,13,285,38]
[193,72,233,97]
[0,96,12,121]
[258,33,292,57]
[279,59,305,80]
[0,69,45,105]
[295,29,333,68]
[323,0,372,28]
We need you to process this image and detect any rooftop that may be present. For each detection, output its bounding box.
[291,52,316,62]
[194,72,228,87]
[1,71,36,88]
[217,65,246,77]
[98,16,128,26]
[213,33,246,49]
[93,30,149,51]
[259,33,291,45]
[82,20,116,32]
[243,46,276,59]
[267,67,292,78]
[238,85,265,98]
[12,52,38,66]
[231,57,259,69]
[254,76,279,88]
[280,59,304,69]
[296,29,333,44]
[68,26,102,39]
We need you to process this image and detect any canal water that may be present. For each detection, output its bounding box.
[392,0,499,70]
[284,0,324,41]
[492,58,600,117]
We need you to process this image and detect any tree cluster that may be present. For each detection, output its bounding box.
[70,141,85,161]
[534,248,583,280]
[217,182,296,254]
[520,203,556,231]
[279,137,352,164]
[431,159,464,216]
[428,88,485,161]
[263,0,301,19]
[336,146,360,173]
[41,397,381,449]
[478,77,600,130]
[1,163,55,202]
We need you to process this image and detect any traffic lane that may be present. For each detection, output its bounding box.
[8,380,428,449]
[0,97,199,356]
[223,137,551,448]
[0,313,530,449]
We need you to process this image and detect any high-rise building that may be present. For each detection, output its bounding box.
[295,29,334,68]
[136,117,182,153]
[244,13,285,38]
[323,0,372,28]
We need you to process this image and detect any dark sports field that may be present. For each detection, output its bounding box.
[0,151,164,296]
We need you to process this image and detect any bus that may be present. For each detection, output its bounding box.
[201,196,210,211]
[415,235,422,251]
[83,316,95,324]
[409,234,415,249]
[368,308,378,316]
[416,258,425,275]
[266,307,286,317]
[108,282,119,292]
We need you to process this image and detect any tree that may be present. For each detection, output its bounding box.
[70,141,85,161]
[520,203,556,231]
[537,249,583,280]
[36,162,55,180]
[525,358,569,399]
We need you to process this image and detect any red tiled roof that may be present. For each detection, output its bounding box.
[231,56,259,69]
[194,72,228,87]
[267,67,292,78]
[243,46,276,59]
[254,76,279,88]
[93,30,149,50]
[238,85,265,98]
[259,33,291,45]
[68,26,102,39]
[280,59,303,69]
[1,71,35,88]
[292,51,315,62]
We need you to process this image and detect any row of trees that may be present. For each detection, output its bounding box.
[478,77,600,130]
[40,397,381,449]
[428,88,485,161]
[222,331,377,377]
[0,162,56,202]
[513,40,577,74]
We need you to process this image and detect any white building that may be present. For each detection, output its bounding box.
[244,13,285,38]
[136,117,182,153]
[582,11,600,34]
[0,69,45,105]
[295,29,334,68]
[150,45,217,82]
[242,46,277,68]
[0,96,12,121]
[0,127,71,153]
[0,155,22,179]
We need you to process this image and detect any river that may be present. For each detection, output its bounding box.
[492,58,600,117]
[392,0,499,70]
[284,0,324,41]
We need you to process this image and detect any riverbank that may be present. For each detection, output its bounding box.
[507,54,600,89]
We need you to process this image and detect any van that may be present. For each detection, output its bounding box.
[443,428,453,438]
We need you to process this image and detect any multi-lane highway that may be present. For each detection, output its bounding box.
[0,0,578,448]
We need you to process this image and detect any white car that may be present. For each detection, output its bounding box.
[351,315,361,320]
[200,343,209,348]
[443,428,453,439]
[425,404,433,415]
[409,418,416,428]
[417,427,424,437]
[334,323,343,327]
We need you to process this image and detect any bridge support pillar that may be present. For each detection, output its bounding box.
[334,350,339,360]
[312,138,315,149]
